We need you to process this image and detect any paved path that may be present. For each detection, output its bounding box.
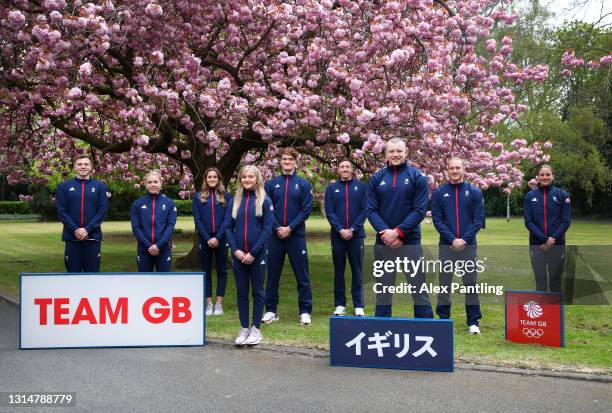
[1,299,610,412]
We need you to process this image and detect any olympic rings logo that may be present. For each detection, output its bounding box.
[522,328,544,338]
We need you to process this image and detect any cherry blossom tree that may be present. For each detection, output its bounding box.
[1,0,551,198]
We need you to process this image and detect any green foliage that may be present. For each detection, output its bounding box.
[522,109,611,214]
[175,200,193,216]
[105,191,138,221]
[0,201,32,215]
[492,3,612,216]
[29,185,57,221]
[483,188,525,217]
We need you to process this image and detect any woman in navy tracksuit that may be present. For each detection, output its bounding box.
[193,168,232,316]
[524,164,571,292]
[225,165,274,346]
[130,170,178,272]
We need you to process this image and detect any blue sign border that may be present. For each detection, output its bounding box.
[329,316,454,372]
[504,289,565,348]
[19,272,206,350]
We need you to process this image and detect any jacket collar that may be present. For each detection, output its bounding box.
[386,161,408,171]
[537,185,554,193]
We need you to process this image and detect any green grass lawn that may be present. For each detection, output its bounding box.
[1,216,610,373]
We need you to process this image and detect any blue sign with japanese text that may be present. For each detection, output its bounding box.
[330,317,454,372]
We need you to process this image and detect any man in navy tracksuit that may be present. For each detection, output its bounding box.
[130,171,178,272]
[431,157,484,335]
[524,164,571,292]
[263,148,314,325]
[366,138,433,318]
[324,159,367,316]
[55,155,109,272]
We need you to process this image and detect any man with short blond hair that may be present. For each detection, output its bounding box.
[431,157,484,335]
[366,138,433,318]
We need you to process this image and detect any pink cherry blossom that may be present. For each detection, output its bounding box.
[145,3,163,17]
[0,0,560,192]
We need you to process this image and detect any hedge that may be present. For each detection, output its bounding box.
[0,201,33,215]
[175,200,193,216]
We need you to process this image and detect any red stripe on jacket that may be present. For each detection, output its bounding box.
[244,192,250,253]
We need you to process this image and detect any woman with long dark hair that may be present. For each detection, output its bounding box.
[192,167,231,316]
[524,164,572,292]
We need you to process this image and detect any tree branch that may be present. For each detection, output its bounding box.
[236,21,276,72]
[433,0,455,16]
[33,104,133,153]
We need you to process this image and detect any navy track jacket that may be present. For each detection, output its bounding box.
[431,182,484,245]
[524,185,571,245]
[192,191,232,243]
[225,192,275,256]
[324,179,367,238]
[55,178,109,241]
[265,172,313,237]
[366,162,429,242]
[130,193,178,250]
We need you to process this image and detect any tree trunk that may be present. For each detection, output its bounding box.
[175,137,266,269]
[175,236,200,269]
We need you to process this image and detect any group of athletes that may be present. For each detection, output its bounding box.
[54,137,571,346]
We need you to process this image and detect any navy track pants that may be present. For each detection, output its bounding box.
[233,250,267,329]
[199,241,229,298]
[331,233,364,308]
[265,235,313,314]
[137,247,172,272]
[64,240,101,272]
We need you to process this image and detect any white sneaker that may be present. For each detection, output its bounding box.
[261,312,278,324]
[355,307,365,317]
[205,303,213,316]
[300,313,311,325]
[213,303,223,316]
[333,306,346,316]
[244,326,262,345]
[469,325,481,335]
[235,328,250,345]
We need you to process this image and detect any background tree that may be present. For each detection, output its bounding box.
[1,0,549,193]
[484,1,611,216]
[1,0,559,265]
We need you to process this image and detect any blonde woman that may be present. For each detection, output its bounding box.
[130,170,177,271]
[192,167,232,316]
[225,165,274,345]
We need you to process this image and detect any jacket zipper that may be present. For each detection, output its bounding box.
[151,195,156,244]
[244,192,250,253]
[80,180,85,227]
[345,182,349,229]
[543,187,548,236]
[455,185,460,238]
[211,191,216,233]
[283,176,289,226]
